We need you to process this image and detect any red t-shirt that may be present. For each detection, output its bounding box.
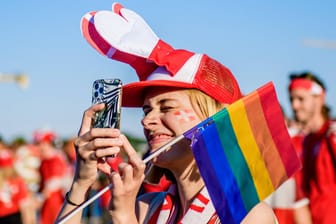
[295,121,336,223]
[39,152,69,224]
[0,177,28,217]
[291,133,306,202]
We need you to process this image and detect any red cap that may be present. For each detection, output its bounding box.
[122,54,242,107]
[0,150,14,168]
[33,131,56,143]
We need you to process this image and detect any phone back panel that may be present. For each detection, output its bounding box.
[92,79,122,128]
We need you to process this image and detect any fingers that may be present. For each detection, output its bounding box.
[111,162,145,194]
[75,129,123,161]
[119,163,134,183]
[108,135,145,187]
[77,104,105,136]
[120,134,146,178]
[120,134,138,158]
[79,129,121,146]
[73,127,125,185]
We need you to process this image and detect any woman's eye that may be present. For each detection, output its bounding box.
[143,109,151,116]
[161,106,174,112]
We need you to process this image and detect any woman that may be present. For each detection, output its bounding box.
[57,65,276,223]
[57,3,276,223]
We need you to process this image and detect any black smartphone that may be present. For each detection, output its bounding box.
[92,79,122,128]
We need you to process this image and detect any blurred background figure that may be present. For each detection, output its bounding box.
[288,71,336,224]
[14,143,41,195]
[33,130,72,224]
[0,145,34,224]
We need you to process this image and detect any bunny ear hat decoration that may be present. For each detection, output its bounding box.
[81,2,242,107]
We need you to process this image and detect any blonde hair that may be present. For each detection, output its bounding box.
[186,89,227,119]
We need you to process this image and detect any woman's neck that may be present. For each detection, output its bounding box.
[172,160,205,215]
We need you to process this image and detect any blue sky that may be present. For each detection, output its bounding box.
[1,1,335,142]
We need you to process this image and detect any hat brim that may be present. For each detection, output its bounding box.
[122,80,196,107]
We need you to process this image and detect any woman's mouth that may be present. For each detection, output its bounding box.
[148,134,173,149]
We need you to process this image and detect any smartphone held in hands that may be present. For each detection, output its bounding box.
[92,79,122,129]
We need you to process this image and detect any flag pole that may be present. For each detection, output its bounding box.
[56,134,185,224]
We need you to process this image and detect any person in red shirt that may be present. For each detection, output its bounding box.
[288,71,336,223]
[0,149,30,224]
[34,130,72,224]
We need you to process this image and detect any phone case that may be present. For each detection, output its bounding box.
[92,79,122,128]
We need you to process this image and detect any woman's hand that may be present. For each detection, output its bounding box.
[73,104,123,188]
[70,104,146,223]
[109,135,146,223]
[56,104,126,223]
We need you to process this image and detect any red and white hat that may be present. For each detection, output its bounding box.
[81,2,242,107]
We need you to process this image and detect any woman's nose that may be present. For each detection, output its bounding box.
[141,110,159,129]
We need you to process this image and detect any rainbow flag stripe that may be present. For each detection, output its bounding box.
[184,82,301,224]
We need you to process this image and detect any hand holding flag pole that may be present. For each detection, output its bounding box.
[56,135,185,224]
[57,82,300,224]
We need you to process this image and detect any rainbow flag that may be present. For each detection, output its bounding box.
[184,82,301,224]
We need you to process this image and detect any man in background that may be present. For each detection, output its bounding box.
[288,71,336,223]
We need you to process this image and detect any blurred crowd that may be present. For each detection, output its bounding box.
[0,131,114,224]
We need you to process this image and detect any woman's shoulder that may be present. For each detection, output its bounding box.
[242,202,277,224]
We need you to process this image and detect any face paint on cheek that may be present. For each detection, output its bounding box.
[173,109,197,123]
